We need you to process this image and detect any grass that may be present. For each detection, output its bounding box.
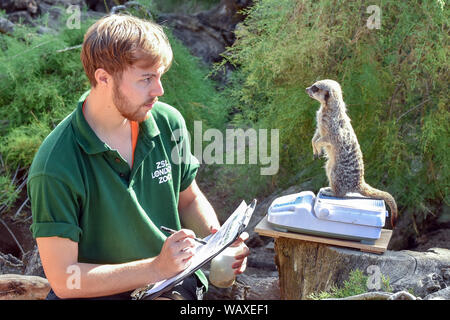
[308,269,393,300]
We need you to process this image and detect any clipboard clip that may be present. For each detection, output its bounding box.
[238,199,257,234]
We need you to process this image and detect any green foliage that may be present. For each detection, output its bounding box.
[0,8,228,211]
[0,20,92,172]
[0,121,52,169]
[308,269,369,300]
[219,0,449,219]
[0,17,91,119]
[0,174,19,211]
[162,32,228,133]
[308,269,392,300]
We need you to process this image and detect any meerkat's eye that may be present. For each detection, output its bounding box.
[311,85,319,93]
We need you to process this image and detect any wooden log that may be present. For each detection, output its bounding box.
[274,237,348,300]
[0,274,50,300]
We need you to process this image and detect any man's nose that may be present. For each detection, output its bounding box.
[151,78,164,97]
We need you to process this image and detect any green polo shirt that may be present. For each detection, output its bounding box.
[27,90,207,292]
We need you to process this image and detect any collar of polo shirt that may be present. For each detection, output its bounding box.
[72,90,160,156]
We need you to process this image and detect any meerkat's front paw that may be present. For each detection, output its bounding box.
[313,147,324,160]
[320,187,335,197]
[312,144,320,159]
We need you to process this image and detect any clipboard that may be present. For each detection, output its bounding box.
[131,199,257,300]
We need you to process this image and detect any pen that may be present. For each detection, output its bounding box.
[160,226,207,245]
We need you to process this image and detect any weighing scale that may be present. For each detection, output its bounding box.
[267,188,389,244]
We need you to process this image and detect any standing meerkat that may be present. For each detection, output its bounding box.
[306,79,398,228]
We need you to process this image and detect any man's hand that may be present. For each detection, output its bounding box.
[155,229,198,279]
[211,227,250,275]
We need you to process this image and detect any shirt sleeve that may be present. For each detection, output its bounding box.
[176,117,200,192]
[28,174,83,242]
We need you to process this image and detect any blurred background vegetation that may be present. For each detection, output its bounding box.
[0,0,448,247]
[216,0,449,232]
[150,0,218,13]
[0,0,228,215]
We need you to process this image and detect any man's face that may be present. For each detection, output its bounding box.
[112,62,165,123]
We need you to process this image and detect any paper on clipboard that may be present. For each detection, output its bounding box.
[132,199,256,300]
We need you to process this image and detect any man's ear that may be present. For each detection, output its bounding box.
[94,68,111,87]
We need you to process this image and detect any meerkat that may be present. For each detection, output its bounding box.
[305,79,398,228]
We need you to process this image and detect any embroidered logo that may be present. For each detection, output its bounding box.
[151,160,172,184]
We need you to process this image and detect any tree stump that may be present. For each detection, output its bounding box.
[256,216,449,300]
[274,238,349,300]
[0,274,50,300]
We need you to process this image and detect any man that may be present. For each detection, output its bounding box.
[27,14,249,300]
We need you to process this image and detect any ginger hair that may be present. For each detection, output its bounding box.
[81,14,173,87]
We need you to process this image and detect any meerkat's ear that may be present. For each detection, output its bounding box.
[324,91,330,102]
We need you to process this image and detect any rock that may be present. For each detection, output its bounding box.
[443,267,450,280]
[85,0,125,12]
[424,286,450,300]
[35,2,64,30]
[0,252,24,274]
[0,0,38,15]
[157,0,253,84]
[7,10,37,27]
[40,0,86,6]
[1,245,44,277]
[158,0,253,65]
[36,25,57,35]
[23,245,45,277]
[0,274,50,300]
[237,269,280,300]
[325,290,418,300]
[0,17,15,34]
[247,244,277,271]
[422,273,444,293]
[109,1,154,20]
[389,248,450,297]
[3,0,101,32]
[203,267,280,300]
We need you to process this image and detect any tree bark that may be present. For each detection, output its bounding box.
[274,237,350,300]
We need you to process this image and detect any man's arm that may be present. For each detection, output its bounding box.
[178,179,221,238]
[37,229,197,299]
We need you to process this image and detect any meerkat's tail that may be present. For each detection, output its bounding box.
[359,181,398,228]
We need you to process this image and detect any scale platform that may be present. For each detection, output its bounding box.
[255,216,392,254]
[255,189,393,254]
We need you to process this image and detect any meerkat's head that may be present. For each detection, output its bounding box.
[306,79,343,107]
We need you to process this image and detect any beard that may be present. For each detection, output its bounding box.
[112,81,157,123]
